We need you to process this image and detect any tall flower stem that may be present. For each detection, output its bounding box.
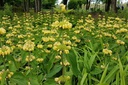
[61,52,66,77]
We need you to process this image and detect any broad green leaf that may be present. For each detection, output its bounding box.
[10,72,28,85]
[46,53,56,73]
[29,75,40,85]
[9,62,17,72]
[43,79,56,85]
[47,64,62,78]
[66,48,82,77]
[1,71,7,85]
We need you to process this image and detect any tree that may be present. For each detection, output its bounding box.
[105,0,111,12]
[111,0,117,12]
[105,0,117,12]
[34,0,41,12]
[86,0,91,10]
[23,0,30,12]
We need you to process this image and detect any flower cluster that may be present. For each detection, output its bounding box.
[55,75,70,84]
[0,27,6,35]
[53,41,71,54]
[51,20,72,29]
[25,55,35,62]
[23,40,35,51]
[116,40,125,45]
[60,4,66,12]
[0,70,14,81]
[0,45,12,56]
[36,58,44,63]
[103,48,112,56]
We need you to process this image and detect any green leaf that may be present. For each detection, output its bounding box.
[88,52,98,69]
[66,48,82,77]
[1,71,7,85]
[10,72,28,85]
[9,62,17,72]
[29,75,40,85]
[118,58,125,85]
[83,48,90,71]
[116,71,119,85]
[104,65,119,83]
[90,68,103,75]
[80,68,88,85]
[47,64,62,78]
[46,53,56,73]
[43,79,56,85]
[99,64,109,84]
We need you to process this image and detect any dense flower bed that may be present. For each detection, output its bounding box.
[0,12,128,85]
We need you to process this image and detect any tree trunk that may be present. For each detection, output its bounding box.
[105,0,111,12]
[86,0,91,10]
[111,0,117,12]
[23,0,30,12]
[34,0,41,12]
[62,0,68,9]
[63,0,68,5]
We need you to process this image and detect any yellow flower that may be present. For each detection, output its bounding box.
[55,75,70,84]
[44,49,51,53]
[37,44,43,48]
[60,4,66,12]
[60,60,70,66]
[55,55,61,59]
[0,28,6,35]
[42,37,49,42]
[64,50,69,54]
[36,58,44,63]
[25,55,35,62]
[51,20,72,29]
[103,49,112,56]
[116,40,125,45]
[0,45,12,56]
[23,40,35,51]
[116,28,128,34]
[25,66,31,70]
[7,72,14,78]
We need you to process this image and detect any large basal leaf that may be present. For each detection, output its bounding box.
[1,71,7,85]
[10,72,28,85]
[66,48,82,77]
[9,61,17,72]
[45,53,56,73]
[43,79,56,85]
[28,74,40,85]
[46,64,62,78]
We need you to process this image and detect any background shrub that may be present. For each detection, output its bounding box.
[68,1,77,9]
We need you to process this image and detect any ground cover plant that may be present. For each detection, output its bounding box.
[0,9,128,85]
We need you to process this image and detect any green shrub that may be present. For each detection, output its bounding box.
[118,7,128,19]
[3,3,13,17]
[68,1,77,9]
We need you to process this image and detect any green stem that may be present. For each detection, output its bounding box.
[3,55,6,70]
[61,53,66,76]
